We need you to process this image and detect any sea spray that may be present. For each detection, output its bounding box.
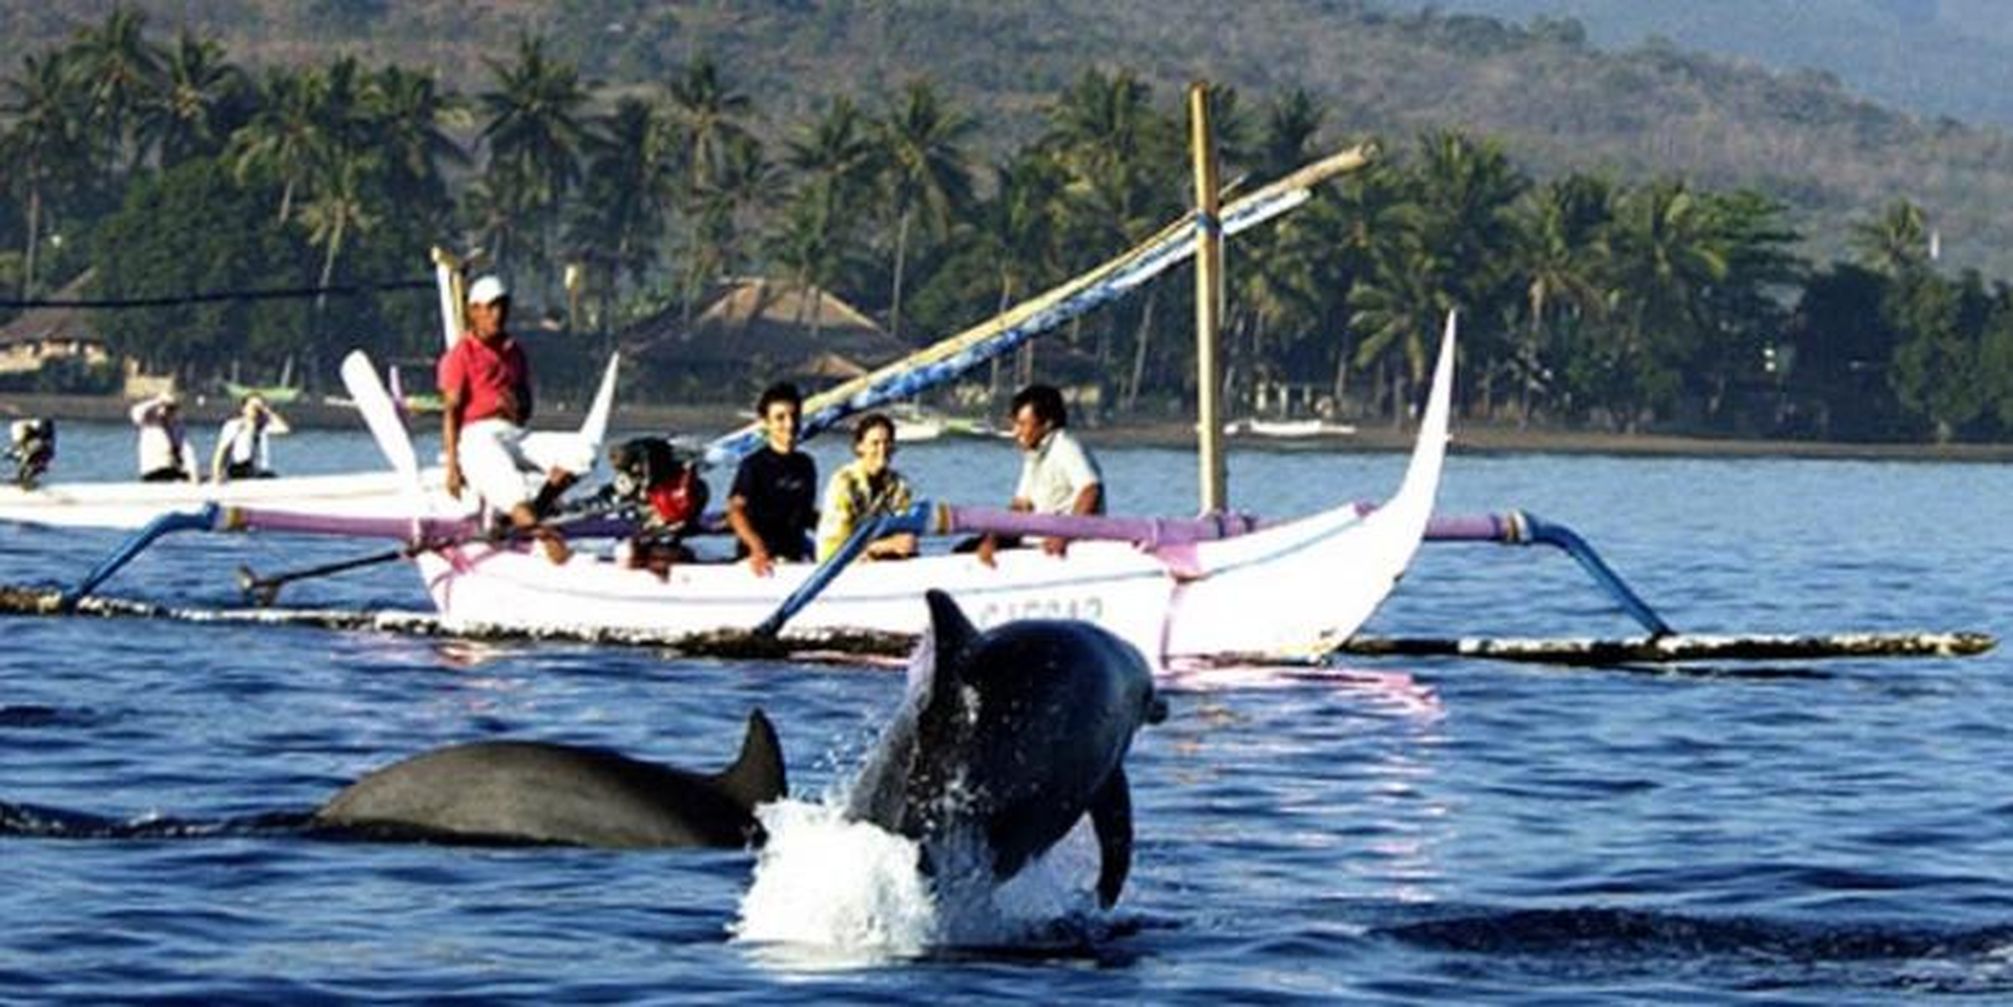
[732,798,1105,959]
[732,799,935,957]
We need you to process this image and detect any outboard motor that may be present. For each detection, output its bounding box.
[604,436,709,574]
[5,418,55,489]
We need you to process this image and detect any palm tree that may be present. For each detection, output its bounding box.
[71,6,164,178]
[479,33,588,279]
[786,96,877,220]
[575,96,674,295]
[963,153,1067,397]
[1603,180,1733,429]
[1349,233,1448,423]
[665,55,753,199]
[2,50,90,298]
[1039,69,1179,399]
[1253,89,1324,181]
[779,97,878,332]
[364,65,467,212]
[876,79,974,343]
[137,30,248,168]
[299,149,379,316]
[1848,199,1931,280]
[1041,68,1175,255]
[1225,94,1332,414]
[1319,161,1413,411]
[1409,130,1528,415]
[695,132,782,282]
[1508,174,1612,422]
[229,67,329,225]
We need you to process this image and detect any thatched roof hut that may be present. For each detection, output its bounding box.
[619,278,908,400]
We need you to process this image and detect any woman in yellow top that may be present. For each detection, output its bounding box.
[814,413,918,561]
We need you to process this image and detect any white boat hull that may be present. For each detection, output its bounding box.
[0,469,469,529]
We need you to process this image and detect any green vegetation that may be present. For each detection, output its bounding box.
[4,4,2013,443]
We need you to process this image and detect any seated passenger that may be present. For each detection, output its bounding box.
[211,393,291,482]
[727,382,817,577]
[814,413,917,562]
[978,383,1103,565]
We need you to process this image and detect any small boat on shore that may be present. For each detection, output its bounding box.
[1223,417,1358,439]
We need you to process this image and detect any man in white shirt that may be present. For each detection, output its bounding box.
[211,393,292,482]
[979,383,1103,564]
[130,393,199,483]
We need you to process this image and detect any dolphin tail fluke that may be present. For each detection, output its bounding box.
[1089,765,1135,909]
[716,708,788,810]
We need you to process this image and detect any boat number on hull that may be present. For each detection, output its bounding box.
[975,596,1105,626]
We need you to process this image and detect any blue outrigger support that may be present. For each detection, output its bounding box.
[60,503,224,609]
[1423,511,1674,638]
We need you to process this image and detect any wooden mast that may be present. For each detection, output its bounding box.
[1190,82,1227,514]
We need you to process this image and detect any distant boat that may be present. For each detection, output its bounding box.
[221,382,304,405]
[889,410,945,443]
[1222,418,1358,439]
[222,356,302,404]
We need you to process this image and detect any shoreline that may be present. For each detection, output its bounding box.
[5,392,2010,463]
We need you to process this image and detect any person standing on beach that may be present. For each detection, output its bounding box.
[978,383,1103,565]
[130,393,200,483]
[727,381,818,577]
[437,275,575,562]
[210,393,291,482]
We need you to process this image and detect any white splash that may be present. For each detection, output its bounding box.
[730,797,1104,964]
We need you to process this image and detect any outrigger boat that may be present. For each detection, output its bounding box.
[397,314,1449,663]
[67,317,1453,667]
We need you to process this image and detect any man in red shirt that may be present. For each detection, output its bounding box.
[437,275,574,561]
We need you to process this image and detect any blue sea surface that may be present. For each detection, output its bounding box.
[2,422,2010,1002]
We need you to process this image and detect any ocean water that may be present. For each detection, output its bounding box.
[2,422,2010,1003]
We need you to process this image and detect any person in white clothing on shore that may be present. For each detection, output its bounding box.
[211,393,291,482]
[130,393,199,483]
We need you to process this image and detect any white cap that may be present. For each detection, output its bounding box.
[467,275,509,305]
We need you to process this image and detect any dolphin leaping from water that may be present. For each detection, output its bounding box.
[845,590,1166,908]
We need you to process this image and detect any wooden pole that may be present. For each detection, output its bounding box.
[430,246,466,348]
[1190,82,1228,514]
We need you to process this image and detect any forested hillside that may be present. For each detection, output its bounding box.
[5,2,2013,443]
[6,0,2012,274]
[1375,0,2013,129]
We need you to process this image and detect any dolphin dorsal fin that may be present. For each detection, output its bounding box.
[923,590,978,674]
[716,708,787,809]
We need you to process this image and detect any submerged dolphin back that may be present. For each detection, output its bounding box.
[315,709,786,848]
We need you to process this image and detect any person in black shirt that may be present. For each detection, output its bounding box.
[728,382,817,576]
